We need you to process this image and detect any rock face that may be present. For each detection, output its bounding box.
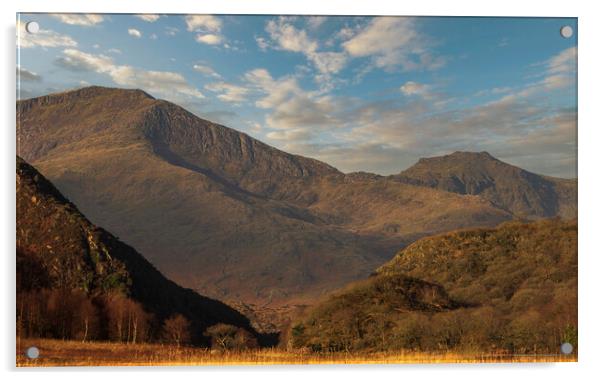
[17,86,574,305]
[393,151,577,219]
[16,155,257,344]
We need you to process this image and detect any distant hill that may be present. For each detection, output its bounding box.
[17,86,518,305]
[392,151,577,219]
[16,156,259,345]
[289,219,577,353]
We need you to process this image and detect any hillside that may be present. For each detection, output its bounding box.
[16,156,259,346]
[392,151,577,218]
[290,219,577,353]
[17,86,517,304]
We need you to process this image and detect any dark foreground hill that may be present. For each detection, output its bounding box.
[17,86,518,304]
[289,219,577,353]
[392,151,577,219]
[16,156,262,346]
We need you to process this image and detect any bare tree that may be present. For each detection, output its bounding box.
[205,324,239,350]
[162,314,191,346]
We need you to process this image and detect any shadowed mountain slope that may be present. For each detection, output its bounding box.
[392,151,577,219]
[290,219,577,353]
[16,156,258,345]
[16,86,540,304]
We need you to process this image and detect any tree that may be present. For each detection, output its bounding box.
[162,314,191,346]
[205,324,239,350]
[103,293,151,343]
[73,293,99,342]
[128,301,151,344]
[233,328,258,350]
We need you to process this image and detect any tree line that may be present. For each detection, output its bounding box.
[17,288,257,349]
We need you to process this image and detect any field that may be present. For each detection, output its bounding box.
[16,339,577,367]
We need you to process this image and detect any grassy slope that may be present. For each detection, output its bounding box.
[291,219,577,353]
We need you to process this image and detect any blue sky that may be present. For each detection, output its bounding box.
[17,14,577,177]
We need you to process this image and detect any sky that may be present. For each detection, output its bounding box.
[17,14,577,178]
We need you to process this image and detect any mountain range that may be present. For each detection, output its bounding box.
[16,86,577,305]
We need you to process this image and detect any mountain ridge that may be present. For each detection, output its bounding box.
[392,151,576,218]
[16,86,574,305]
[16,155,262,345]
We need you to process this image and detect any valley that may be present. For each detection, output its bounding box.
[16,86,578,360]
[16,86,575,306]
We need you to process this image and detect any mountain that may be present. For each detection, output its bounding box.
[392,151,577,219]
[16,155,259,345]
[17,86,521,304]
[289,219,577,353]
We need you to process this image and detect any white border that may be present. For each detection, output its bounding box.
[8,0,583,17]
[2,1,601,379]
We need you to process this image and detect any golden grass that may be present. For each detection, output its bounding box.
[16,339,577,367]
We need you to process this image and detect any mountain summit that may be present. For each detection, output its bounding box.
[393,151,576,218]
[17,86,572,304]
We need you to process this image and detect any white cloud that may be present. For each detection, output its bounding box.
[343,17,414,56]
[310,52,348,75]
[165,27,179,36]
[255,37,269,51]
[55,49,114,72]
[185,15,222,32]
[492,87,512,94]
[149,33,158,40]
[110,67,204,99]
[249,122,263,133]
[333,27,356,42]
[548,46,577,75]
[263,17,347,75]
[542,46,577,90]
[265,95,339,131]
[192,64,221,78]
[17,21,77,49]
[307,16,327,30]
[107,48,122,54]
[251,48,576,178]
[543,74,571,90]
[184,15,226,46]
[17,67,41,81]
[498,47,577,100]
[195,34,222,45]
[266,18,318,54]
[331,51,576,175]
[266,129,313,141]
[50,14,104,26]
[55,49,204,100]
[128,28,142,38]
[303,95,574,176]
[342,17,445,71]
[205,82,249,103]
[400,81,431,97]
[244,68,301,109]
[135,14,160,23]
[244,67,342,136]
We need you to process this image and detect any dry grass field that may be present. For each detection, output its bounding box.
[16,339,576,367]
